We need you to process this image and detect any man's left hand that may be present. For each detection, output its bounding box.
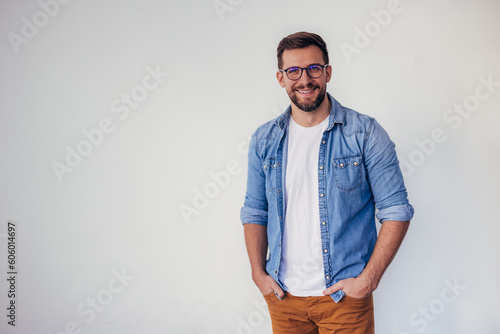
[322,276,374,299]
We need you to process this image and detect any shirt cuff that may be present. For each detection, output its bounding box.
[240,206,268,226]
[376,204,414,223]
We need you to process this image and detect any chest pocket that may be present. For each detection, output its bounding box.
[262,158,277,192]
[333,155,363,190]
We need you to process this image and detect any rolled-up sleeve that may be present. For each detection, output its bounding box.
[240,133,269,225]
[364,118,414,223]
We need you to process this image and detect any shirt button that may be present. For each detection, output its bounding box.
[322,222,326,225]
[326,276,330,279]
[320,193,324,197]
[322,140,326,144]
[275,270,277,274]
[353,162,358,166]
[339,163,344,167]
[324,249,328,253]
[319,166,323,170]
[277,189,281,193]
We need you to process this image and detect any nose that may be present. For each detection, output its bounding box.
[297,69,313,86]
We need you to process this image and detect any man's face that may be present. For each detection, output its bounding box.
[277,45,332,112]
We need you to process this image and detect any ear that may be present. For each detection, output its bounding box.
[325,65,332,83]
[276,70,286,88]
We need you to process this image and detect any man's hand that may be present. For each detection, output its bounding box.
[253,271,285,298]
[322,276,374,299]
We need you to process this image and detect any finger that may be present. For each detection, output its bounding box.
[268,279,285,298]
[323,281,342,296]
[274,286,285,299]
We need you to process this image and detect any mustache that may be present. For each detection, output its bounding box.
[294,84,318,90]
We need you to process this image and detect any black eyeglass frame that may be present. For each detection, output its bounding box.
[279,64,329,81]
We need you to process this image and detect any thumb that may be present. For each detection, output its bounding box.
[271,282,285,299]
[323,281,342,296]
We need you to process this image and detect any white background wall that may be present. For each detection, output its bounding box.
[1,0,499,333]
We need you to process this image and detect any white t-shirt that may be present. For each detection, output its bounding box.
[279,115,329,297]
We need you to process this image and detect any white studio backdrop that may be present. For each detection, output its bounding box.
[0,0,499,333]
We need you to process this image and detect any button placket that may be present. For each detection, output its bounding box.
[318,132,332,288]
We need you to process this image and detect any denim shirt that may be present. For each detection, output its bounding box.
[240,93,414,303]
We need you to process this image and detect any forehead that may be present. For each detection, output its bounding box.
[281,45,324,69]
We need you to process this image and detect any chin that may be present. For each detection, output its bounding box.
[292,93,325,112]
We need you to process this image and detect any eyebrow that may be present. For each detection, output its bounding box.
[285,63,324,69]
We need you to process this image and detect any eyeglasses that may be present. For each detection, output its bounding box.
[279,64,328,81]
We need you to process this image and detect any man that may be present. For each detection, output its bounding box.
[240,31,414,333]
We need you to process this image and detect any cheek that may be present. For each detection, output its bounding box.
[316,79,327,88]
[283,81,293,90]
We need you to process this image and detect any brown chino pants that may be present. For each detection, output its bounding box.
[264,292,374,334]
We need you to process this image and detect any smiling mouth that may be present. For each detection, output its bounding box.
[296,87,316,94]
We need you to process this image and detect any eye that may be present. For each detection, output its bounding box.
[287,67,300,74]
[308,65,322,73]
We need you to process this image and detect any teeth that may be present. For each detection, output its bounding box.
[298,90,313,93]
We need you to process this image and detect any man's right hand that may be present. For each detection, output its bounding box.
[252,271,285,298]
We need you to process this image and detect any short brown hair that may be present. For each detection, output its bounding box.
[277,31,329,69]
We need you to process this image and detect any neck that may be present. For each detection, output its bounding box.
[290,94,331,127]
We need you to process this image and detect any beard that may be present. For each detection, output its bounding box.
[288,83,326,112]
